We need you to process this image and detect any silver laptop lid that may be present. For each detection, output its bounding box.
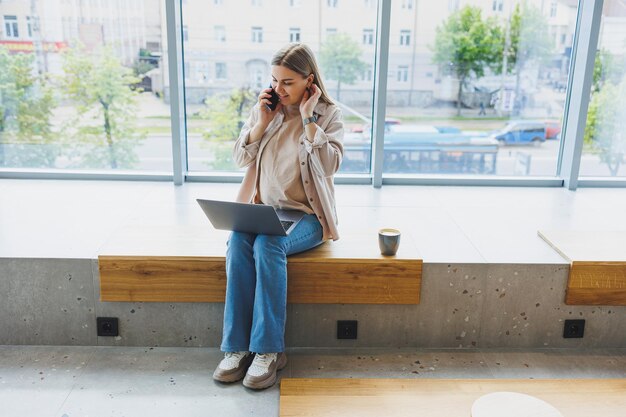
[196,199,305,236]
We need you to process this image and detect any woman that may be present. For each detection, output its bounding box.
[212,43,344,390]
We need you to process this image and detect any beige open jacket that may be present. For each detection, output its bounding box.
[233,101,344,241]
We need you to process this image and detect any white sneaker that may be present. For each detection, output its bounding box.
[243,352,287,390]
[213,351,254,383]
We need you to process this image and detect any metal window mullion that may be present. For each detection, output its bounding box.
[165,0,188,185]
[371,0,392,188]
[558,0,604,190]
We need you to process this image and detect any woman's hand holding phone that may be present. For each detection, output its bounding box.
[257,85,282,128]
[248,86,282,143]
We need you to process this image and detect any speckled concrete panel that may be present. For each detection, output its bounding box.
[54,346,283,417]
[416,263,489,348]
[0,258,96,345]
[479,264,626,348]
[287,264,489,348]
[0,345,94,416]
[288,348,493,379]
[91,260,225,348]
[481,348,626,378]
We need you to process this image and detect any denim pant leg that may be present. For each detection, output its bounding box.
[220,231,257,352]
[248,214,324,353]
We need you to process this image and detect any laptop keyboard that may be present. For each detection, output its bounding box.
[280,220,295,231]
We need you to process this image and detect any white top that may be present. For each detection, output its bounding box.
[257,104,314,215]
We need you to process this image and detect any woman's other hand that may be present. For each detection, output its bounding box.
[299,84,321,118]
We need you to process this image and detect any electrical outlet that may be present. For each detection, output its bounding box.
[337,320,358,340]
[563,319,585,338]
[97,317,119,337]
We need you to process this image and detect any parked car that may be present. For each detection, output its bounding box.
[544,121,561,139]
[490,121,546,146]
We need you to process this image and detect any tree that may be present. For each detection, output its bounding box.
[199,87,256,170]
[0,46,57,168]
[592,49,621,94]
[584,51,626,176]
[319,33,367,102]
[502,3,553,115]
[432,6,502,116]
[133,59,156,77]
[60,44,144,169]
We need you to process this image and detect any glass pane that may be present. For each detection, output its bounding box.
[0,0,171,172]
[579,0,626,178]
[381,0,576,176]
[182,0,377,174]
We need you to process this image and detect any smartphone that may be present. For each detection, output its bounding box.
[266,84,280,111]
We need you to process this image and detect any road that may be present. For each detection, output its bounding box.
[131,134,622,177]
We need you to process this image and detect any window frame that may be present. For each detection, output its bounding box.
[215,62,227,80]
[289,27,301,42]
[399,29,410,46]
[214,25,226,42]
[4,15,19,39]
[251,26,263,43]
[362,28,374,45]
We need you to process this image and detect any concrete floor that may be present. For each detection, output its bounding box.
[1,345,624,417]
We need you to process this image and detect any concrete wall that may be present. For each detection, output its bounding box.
[1,258,624,348]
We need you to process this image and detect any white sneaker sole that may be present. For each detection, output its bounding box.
[243,353,287,390]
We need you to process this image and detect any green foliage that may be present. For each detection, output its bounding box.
[319,33,367,101]
[500,3,553,115]
[0,46,57,167]
[592,49,623,93]
[199,87,256,170]
[60,44,144,169]
[133,59,156,77]
[432,6,502,115]
[584,70,626,176]
[500,3,553,74]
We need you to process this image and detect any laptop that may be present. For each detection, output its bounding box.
[196,199,306,236]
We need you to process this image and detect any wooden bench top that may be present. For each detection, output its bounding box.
[98,225,423,304]
[279,378,626,417]
[538,230,626,305]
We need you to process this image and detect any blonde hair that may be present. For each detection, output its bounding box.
[271,43,334,106]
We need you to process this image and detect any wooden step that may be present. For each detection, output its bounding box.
[279,378,626,417]
[98,225,422,304]
[538,230,626,305]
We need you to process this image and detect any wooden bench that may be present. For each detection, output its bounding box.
[538,230,626,305]
[98,225,422,304]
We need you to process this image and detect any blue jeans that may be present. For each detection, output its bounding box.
[220,214,324,353]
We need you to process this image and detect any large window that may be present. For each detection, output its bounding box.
[2,0,623,189]
[0,0,171,172]
[372,0,575,177]
[182,0,377,174]
[579,0,626,178]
